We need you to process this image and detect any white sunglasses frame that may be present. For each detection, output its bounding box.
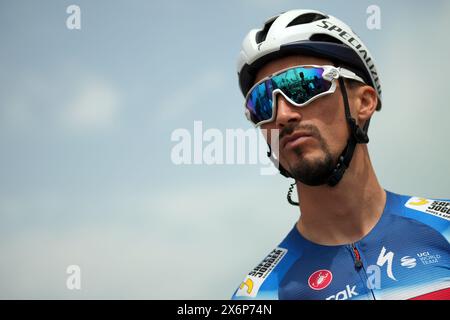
[244,65,366,127]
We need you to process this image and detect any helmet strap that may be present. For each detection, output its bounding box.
[326,77,369,186]
[267,144,291,178]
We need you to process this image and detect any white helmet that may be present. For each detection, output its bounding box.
[237,9,382,110]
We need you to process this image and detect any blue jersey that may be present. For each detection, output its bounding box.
[231,191,450,300]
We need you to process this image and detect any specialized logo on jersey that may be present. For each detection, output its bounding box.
[308,270,333,290]
[405,197,450,221]
[377,246,397,281]
[235,247,287,298]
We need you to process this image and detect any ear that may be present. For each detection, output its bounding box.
[356,85,378,122]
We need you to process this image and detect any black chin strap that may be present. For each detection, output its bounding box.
[267,77,370,205]
[326,77,369,187]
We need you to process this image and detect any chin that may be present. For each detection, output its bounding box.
[285,148,322,164]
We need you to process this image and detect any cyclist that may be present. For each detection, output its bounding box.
[232,9,450,300]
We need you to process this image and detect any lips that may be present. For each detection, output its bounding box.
[281,131,313,149]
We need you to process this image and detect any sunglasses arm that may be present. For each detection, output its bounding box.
[338,67,366,84]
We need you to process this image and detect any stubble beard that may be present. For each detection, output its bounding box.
[281,124,336,186]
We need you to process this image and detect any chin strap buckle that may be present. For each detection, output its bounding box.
[327,155,348,187]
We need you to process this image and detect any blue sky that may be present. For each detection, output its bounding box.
[0,0,449,298]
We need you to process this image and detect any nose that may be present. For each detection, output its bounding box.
[274,92,302,128]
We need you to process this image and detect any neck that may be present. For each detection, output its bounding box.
[296,145,386,246]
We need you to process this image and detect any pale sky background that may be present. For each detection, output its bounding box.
[0,0,449,299]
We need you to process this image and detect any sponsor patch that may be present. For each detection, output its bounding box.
[400,256,417,269]
[326,284,358,300]
[235,247,287,298]
[405,197,450,221]
[308,269,333,290]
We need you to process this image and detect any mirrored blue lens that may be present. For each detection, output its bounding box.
[246,79,274,124]
[245,67,332,125]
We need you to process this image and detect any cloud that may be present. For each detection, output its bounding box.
[0,67,121,134]
[61,79,120,132]
[156,69,226,121]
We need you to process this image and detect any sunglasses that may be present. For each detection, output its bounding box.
[245,65,365,126]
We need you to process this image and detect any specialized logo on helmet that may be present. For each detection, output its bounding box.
[308,270,333,290]
[316,20,382,98]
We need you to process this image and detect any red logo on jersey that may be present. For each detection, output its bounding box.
[308,270,333,290]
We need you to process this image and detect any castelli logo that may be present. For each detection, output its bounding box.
[308,270,333,290]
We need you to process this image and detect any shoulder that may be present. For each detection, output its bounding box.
[231,226,304,300]
[385,190,450,243]
[231,247,288,300]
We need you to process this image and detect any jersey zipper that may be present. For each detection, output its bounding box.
[350,243,376,300]
[352,243,363,269]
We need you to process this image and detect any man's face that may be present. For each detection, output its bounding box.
[256,55,352,186]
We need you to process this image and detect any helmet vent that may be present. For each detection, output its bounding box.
[286,13,327,27]
[255,17,277,44]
